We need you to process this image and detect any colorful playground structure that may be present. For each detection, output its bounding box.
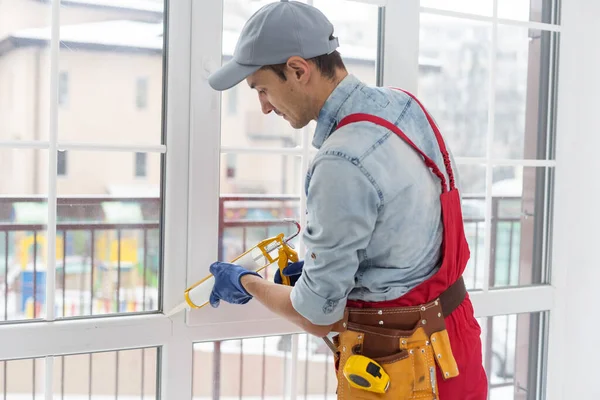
[3,228,159,318]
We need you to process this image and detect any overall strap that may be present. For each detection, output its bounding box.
[336,90,456,193]
[393,88,456,191]
[337,113,450,193]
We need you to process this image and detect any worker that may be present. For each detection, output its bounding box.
[206,1,488,399]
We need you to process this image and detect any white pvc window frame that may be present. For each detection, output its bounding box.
[0,0,571,399]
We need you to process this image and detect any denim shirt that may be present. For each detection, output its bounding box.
[290,74,460,326]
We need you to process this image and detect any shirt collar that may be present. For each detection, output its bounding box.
[312,74,362,149]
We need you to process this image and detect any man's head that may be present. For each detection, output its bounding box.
[208,0,347,129]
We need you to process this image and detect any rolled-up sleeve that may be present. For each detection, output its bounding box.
[291,154,381,325]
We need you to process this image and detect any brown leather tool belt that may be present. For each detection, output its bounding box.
[332,276,467,336]
[331,277,467,399]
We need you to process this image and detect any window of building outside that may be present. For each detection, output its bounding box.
[135,152,147,178]
[225,153,236,178]
[0,0,562,398]
[4,71,13,111]
[136,77,149,109]
[58,71,69,106]
[57,151,67,176]
[227,85,238,115]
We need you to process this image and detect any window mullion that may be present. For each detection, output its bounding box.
[43,0,62,394]
[185,0,224,293]
[160,0,195,398]
[482,0,499,295]
[0,314,172,360]
[299,125,312,258]
[161,0,193,319]
[179,0,224,392]
[381,0,420,91]
[45,0,62,326]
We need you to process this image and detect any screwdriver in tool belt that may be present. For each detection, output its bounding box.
[322,336,337,353]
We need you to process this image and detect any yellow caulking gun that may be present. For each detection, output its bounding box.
[165,218,338,359]
[166,219,302,318]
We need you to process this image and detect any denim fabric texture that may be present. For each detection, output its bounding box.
[290,74,460,325]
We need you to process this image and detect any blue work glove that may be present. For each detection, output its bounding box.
[274,260,304,286]
[209,262,262,308]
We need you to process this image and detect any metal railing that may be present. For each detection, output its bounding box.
[0,197,161,399]
[0,196,161,322]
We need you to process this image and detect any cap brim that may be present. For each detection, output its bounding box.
[208,59,262,91]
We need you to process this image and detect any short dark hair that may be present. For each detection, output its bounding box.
[262,36,346,81]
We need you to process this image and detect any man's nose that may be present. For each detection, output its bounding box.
[259,95,274,114]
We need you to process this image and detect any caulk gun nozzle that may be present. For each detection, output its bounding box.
[165,302,188,319]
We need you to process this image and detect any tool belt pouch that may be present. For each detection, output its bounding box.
[334,301,459,400]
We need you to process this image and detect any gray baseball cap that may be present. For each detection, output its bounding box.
[208,0,339,91]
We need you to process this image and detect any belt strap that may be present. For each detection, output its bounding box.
[332,276,467,333]
[440,276,467,317]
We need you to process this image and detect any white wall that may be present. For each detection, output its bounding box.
[550,0,600,398]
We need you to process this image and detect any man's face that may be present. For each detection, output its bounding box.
[246,66,314,130]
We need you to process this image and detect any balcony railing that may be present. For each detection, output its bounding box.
[0,195,520,398]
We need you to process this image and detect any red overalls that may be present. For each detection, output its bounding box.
[336,88,488,399]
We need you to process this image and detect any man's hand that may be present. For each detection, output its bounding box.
[209,262,262,308]
[274,260,304,286]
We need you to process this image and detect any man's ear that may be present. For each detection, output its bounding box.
[286,56,311,83]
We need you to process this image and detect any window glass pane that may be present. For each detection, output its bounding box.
[194,335,336,399]
[222,101,303,149]
[0,357,44,398]
[219,198,301,263]
[220,153,303,195]
[483,312,548,399]
[458,164,486,290]
[226,86,238,116]
[56,151,161,317]
[421,0,493,16]
[498,0,558,24]
[312,0,379,85]
[295,333,338,399]
[418,14,491,157]
[221,0,301,150]
[53,348,158,399]
[55,2,165,144]
[0,349,159,399]
[0,1,50,143]
[0,149,48,323]
[493,26,558,160]
[491,166,552,288]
